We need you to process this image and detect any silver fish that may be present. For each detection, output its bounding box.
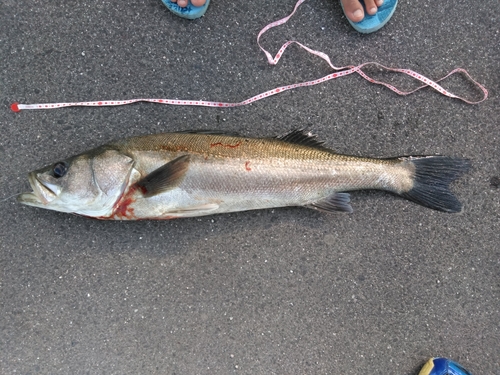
[17,129,470,219]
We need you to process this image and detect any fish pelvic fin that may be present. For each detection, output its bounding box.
[306,193,353,213]
[157,203,220,218]
[136,154,190,198]
[400,156,471,213]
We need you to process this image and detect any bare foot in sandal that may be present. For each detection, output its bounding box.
[341,0,384,23]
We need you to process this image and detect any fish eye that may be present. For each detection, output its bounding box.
[52,162,68,178]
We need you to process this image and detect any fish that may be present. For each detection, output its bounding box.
[17,129,470,219]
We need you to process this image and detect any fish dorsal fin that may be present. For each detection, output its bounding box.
[275,129,327,149]
[136,155,190,198]
[306,193,353,213]
[177,129,242,137]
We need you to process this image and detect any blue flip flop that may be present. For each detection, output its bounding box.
[419,358,473,375]
[161,0,210,20]
[341,0,398,33]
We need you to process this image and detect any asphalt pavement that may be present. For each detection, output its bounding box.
[1,0,499,374]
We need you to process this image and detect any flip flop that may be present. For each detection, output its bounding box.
[161,0,210,20]
[341,0,398,33]
[419,358,472,375]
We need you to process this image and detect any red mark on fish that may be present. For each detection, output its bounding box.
[113,196,135,219]
[210,141,242,149]
[111,185,140,219]
[245,161,252,171]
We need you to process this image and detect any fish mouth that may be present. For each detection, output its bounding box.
[17,172,57,206]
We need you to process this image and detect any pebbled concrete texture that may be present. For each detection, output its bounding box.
[0,0,498,374]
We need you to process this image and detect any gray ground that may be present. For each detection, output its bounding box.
[1,0,499,374]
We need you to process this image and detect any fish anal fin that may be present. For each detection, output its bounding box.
[136,155,190,198]
[276,129,328,150]
[306,193,353,213]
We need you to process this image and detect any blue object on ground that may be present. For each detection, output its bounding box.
[419,358,473,375]
[341,0,398,33]
[161,0,210,20]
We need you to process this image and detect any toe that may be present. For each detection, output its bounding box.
[177,0,188,7]
[341,0,364,23]
[364,0,378,15]
[191,0,206,6]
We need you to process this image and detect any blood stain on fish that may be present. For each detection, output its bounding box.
[210,142,242,149]
[113,196,135,219]
[112,186,140,219]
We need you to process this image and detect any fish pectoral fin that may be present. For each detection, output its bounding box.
[163,203,220,217]
[136,155,190,198]
[306,193,353,213]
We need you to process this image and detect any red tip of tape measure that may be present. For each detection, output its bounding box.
[10,103,21,112]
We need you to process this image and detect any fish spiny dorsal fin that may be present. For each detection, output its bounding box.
[136,155,190,198]
[275,129,327,150]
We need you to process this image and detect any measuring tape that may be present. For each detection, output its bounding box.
[10,0,487,113]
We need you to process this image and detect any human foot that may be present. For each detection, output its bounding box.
[161,0,210,19]
[171,0,206,7]
[340,0,397,33]
[341,0,384,23]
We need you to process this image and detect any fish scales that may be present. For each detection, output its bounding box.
[112,132,405,192]
[113,132,386,162]
[109,134,404,206]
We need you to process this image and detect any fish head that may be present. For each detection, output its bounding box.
[17,148,135,217]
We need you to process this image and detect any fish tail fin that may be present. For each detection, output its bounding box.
[399,156,471,213]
